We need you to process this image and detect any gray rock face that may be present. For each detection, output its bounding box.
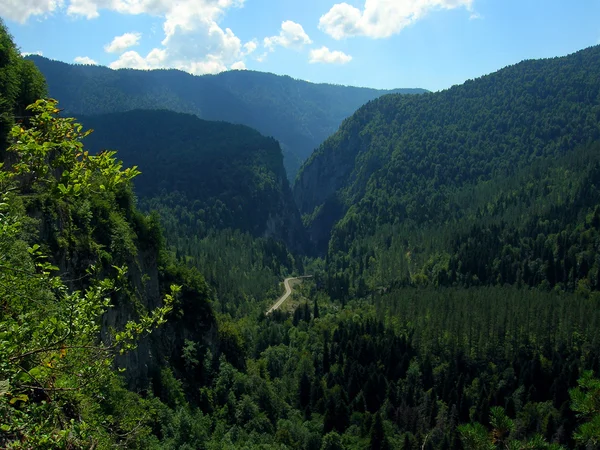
[293,115,371,252]
[263,173,307,253]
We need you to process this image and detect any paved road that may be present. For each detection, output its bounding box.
[266,276,312,315]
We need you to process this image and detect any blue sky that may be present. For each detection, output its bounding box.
[2,0,599,91]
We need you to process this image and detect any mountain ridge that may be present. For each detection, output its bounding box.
[27,55,427,179]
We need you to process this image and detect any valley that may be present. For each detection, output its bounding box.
[1,15,600,450]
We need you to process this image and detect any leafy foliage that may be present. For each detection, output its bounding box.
[162,227,301,318]
[148,282,598,449]
[0,99,176,448]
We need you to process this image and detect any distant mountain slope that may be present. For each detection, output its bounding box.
[294,45,600,254]
[80,109,306,250]
[27,55,427,179]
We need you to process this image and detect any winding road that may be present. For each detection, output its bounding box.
[266,276,312,315]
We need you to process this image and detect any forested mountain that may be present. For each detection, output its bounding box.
[27,55,426,178]
[79,109,305,251]
[294,45,600,292]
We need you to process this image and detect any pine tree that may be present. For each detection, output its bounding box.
[299,372,311,410]
[323,335,331,374]
[370,411,388,450]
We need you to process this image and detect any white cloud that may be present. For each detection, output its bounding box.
[109,48,166,70]
[8,0,256,76]
[66,0,253,75]
[469,12,482,20]
[0,0,63,23]
[185,58,228,75]
[255,52,268,63]
[21,51,44,57]
[231,61,246,70]
[243,40,258,55]
[309,46,352,64]
[264,20,312,51]
[104,32,141,53]
[74,56,98,65]
[319,0,475,39]
[160,19,245,75]
[66,0,188,19]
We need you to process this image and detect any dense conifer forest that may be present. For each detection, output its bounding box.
[1,19,600,449]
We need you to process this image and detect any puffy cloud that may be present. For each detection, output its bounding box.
[109,51,147,70]
[74,0,252,75]
[109,48,166,70]
[0,0,63,23]
[21,51,44,57]
[243,40,258,55]
[264,20,312,51]
[73,56,98,66]
[309,46,352,64]
[104,32,141,53]
[319,0,475,39]
[255,52,268,63]
[74,56,98,65]
[9,0,255,76]
[65,0,103,18]
[66,0,228,19]
[231,61,246,70]
[185,58,228,75]
[159,18,244,75]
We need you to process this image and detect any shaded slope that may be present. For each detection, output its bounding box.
[80,109,306,250]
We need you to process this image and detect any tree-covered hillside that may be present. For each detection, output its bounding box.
[296,45,600,227]
[294,45,600,292]
[80,109,306,251]
[27,55,426,178]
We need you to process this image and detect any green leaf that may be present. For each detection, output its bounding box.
[9,393,29,404]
